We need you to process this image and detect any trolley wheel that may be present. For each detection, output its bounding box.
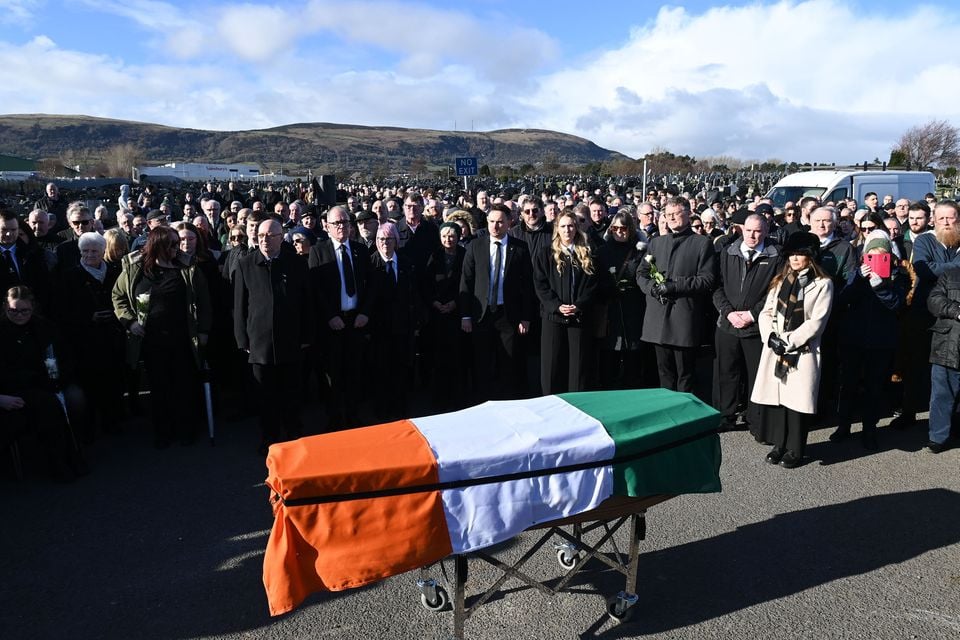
[420,586,451,612]
[607,599,635,622]
[556,548,579,570]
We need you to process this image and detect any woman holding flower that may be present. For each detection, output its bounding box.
[112,227,212,448]
[532,210,599,394]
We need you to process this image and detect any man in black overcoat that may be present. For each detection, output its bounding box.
[235,219,313,452]
[637,197,717,393]
[460,204,535,402]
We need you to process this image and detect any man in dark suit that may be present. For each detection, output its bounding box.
[0,210,51,310]
[235,219,313,453]
[460,204,535,402]
[637,197,718,393]
[397,194,440,274]
[308,205,376,428]
[712,213,783,437]
[369,221,419,421]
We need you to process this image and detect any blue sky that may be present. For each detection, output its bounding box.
[1,0,958,163]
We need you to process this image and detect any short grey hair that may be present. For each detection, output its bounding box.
[811,206,838,224]
[77,231,106,251]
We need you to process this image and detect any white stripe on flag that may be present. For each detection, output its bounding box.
[412,396,615,553]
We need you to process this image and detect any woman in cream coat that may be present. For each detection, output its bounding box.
[751,232,833,468]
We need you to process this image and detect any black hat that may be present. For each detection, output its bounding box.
[356,210,376,223]
[783,231,820,257]
[755,203,774,217]
[729,207,751,226]
[145,208,166,222]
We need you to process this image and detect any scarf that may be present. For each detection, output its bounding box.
[773,268,811,380]
[82,261,108,283]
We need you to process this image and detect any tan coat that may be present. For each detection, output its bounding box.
[751,276,833,414]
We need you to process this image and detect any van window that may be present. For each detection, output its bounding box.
[825,188,847,203]
[765,186,827,208]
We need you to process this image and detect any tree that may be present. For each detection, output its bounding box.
[103,143,143,177]
[893,120,960,170]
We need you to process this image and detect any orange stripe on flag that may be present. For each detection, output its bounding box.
[263,420,452,616]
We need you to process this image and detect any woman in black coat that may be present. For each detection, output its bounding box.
[832,234,908,448]
[595,211,647,390]
[55,232,125,441]
[0,286,86,481]
[533,210,599,395]
[423,222,467,411]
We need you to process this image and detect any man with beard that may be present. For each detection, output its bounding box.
[509,199,552,259]
[903,201,930,258]
[637,197,717,393]
[894,200,960,430]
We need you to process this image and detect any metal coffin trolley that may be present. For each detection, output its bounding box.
[415,494,672,639]
[263,390,722,638]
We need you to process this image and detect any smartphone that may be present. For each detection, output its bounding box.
[864,252,891,279]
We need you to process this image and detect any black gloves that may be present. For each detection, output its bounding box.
[767,333,790,356]
[651,281,675,298]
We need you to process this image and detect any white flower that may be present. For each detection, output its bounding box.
[644,254,656,264]
[608,266,616,274]
[136,293,150,306]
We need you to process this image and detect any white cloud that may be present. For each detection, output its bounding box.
[0,0,40,25]
[530,0,960,162]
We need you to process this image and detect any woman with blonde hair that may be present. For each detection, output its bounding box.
[533,210,599,394]
[103,228,129,265]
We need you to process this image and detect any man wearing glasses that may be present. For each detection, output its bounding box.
[235,219,313,454]
[54,201,94,273]
[308,206,375,429]
[510,199,552,260]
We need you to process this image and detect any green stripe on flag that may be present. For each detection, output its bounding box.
[558,389,722,497]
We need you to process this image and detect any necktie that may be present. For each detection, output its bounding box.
[340,245,357,297]
[2,250,17,280]
[746,249,756,264]
[490,241,502,311]
[386,259,396,285]
[568,248,576,302]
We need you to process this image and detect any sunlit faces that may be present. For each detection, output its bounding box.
[788,254,811,271]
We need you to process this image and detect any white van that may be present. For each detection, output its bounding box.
[764,170,935,208]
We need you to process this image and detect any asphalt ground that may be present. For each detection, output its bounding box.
[1,404,959,640]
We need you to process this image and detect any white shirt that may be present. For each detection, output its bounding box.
[331,239,358,312]
[740,242,764,261]
[488,235,508,306]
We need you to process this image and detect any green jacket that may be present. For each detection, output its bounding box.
[112,252,213,368]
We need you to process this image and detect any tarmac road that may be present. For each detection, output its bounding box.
[1,409,958,640]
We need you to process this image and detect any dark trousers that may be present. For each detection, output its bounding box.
[322,318,367,429]
[761,404,810,458]
[143,337,199,444]
[654,344,698,393]
[1,388,77,476]
[838,346,894,430]
[899,311,933,416]
[371,331,413,421]
[597,349,644,390]
[540,318,591,395]
[251,362,303,446]
[715,328,763,428]
[472,310,524,402]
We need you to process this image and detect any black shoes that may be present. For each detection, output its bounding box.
[829,425,851,442]
[779,452,802,468]
[765,448,784,464]
[890,414,917,430]
[717,418,742,433]
[861,429,878,450]
[927,440,948,454]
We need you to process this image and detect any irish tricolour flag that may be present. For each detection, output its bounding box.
[263,389,721,615]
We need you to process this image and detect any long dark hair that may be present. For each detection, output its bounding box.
[768,255,829,292]
[142,227,179,276]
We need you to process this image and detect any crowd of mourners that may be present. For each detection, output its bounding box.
[1,175,958,482]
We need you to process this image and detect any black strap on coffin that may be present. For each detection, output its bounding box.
[280,427,718,507]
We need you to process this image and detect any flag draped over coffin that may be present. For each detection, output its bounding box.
[263,389,722,616]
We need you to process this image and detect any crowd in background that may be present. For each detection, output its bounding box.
[1,174,958,482]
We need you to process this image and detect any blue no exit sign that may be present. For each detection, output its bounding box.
[455,157,478,176]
